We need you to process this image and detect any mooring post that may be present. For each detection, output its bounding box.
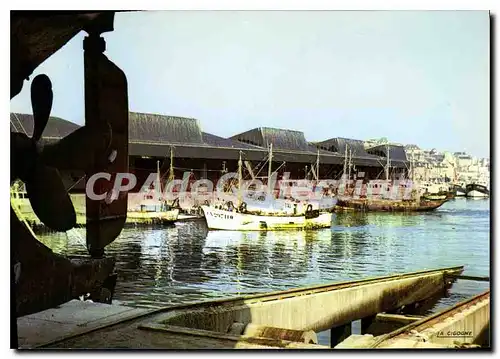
[330,322,352,348]
[361,314,377,334]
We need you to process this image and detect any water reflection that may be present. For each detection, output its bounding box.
[36,199,489,309]
[202,229,332,291]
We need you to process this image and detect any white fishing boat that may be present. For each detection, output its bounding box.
[465,183,489,198]
[202,150,333,231]
[202,204,305,231]
[250,147,336,214]
[452,184,467,197]
[201,203,332,231]
[242,191,336,216]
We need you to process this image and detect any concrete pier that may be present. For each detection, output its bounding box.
[379,290,490,348]
[336,290,490,348]
[15,266,465,349]
[17,300,152,349]
[152,266,462,334]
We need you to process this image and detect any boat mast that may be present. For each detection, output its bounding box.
[237,150,243,203]
[411,152,415,182]
[168,146,174,181]
[343,144,348,181]
[385,144,390,181]
[348,148,352,185]
[157,159,160,189]
[156,159,162,201]
[315,149,320,181]
[267,143,273,195]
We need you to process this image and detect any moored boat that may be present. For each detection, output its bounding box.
[421,193,447,201]
[305,211,333,229]
[201,202,332,231]
[334,144,447,212]
[126,203,179,225]
[127,182,180,225]
[334,197,448,212]
[201,148,333,231]
[465,183,489,198]
[452,184,467,197]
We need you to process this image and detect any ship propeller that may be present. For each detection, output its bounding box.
[10,74,113,232]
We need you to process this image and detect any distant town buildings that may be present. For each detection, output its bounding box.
[364,137,489,186]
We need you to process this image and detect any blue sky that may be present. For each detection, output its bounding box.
[10,10,490,157]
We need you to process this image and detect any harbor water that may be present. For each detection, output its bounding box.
[37,198,490,344]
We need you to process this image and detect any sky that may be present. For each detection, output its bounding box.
[10,10,490,158]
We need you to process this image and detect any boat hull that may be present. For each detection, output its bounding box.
[305,212,333,229]
[422,194,447,201]
[126,209,179,225]
[466,190,489,198]
[202,206,305,230]
[201,206,332,231]
[334,198,448,212]
[465,184,489,198]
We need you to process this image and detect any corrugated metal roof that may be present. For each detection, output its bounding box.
[307,143,334,156]
[130,142,267,161]
[10,112,80,139]
[129,142,377,165]
[129,112,203,144]
[315,137,380,159]
[261,127,310,151]
[405,144,420,150]
[201,132,259,150]
[230,127,311,151]
[10,112,406,168]
[366,144,408,163]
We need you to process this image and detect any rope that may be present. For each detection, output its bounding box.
[66,176,86,191]
[12,113,29,137]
